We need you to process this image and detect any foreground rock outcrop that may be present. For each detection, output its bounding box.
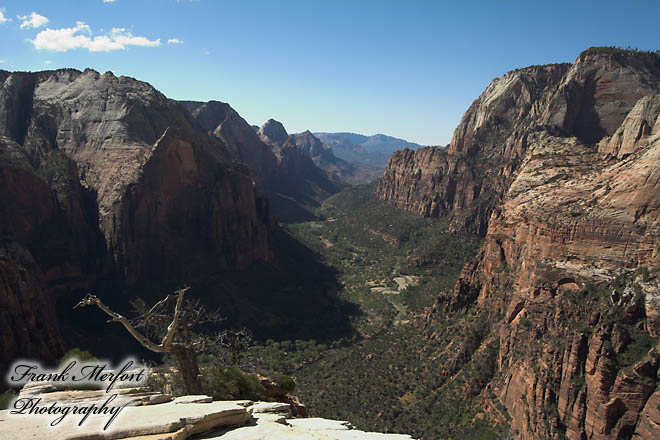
[0,387,414,440]
[388,48,660,439]
[208,412,415,440]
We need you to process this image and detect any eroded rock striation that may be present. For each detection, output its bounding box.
[0,69,277,370]
[393,48,660,439]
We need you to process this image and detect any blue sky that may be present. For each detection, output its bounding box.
[0,1,658,145]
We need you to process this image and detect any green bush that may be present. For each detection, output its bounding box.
[277,374,296,392]
[56,348,101,390]
[636,266,651,282]
[0,389,16,410]
[58,348,98,367]
[145,365,186,397]
[616,326,656,369]
[204,365,268,401]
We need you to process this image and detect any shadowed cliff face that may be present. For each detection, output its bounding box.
[285,131,368,184]
[259,121,344,221]
[0,69,278,369]
[411,48,660,439]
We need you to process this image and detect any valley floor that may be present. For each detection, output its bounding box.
[248,183,506,439]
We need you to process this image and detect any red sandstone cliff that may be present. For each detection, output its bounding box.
[378,62,571,234]
[401,48,660,439]
[379,48,660,238]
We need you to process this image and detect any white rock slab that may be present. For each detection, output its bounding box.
[0,398,415,440]
[287,417,352,430]
[0,400,250,440]
[173,395,213,404]
[250,402,291,415]
[199,411,416,440]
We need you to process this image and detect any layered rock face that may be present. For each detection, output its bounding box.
[380,49,660,235]
[0,69,277,368]
[418,48,660,439]
[456,129,660,440]
[378,62,571,234]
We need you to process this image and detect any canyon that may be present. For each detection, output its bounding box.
[2,46,660,440]
[0,69,349,375]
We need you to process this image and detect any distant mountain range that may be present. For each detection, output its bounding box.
[312,133,423,178]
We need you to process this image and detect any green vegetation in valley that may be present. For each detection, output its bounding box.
[288,182,481,325]
[245,182,509,439]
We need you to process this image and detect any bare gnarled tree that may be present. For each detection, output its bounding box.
[75,287,222,395]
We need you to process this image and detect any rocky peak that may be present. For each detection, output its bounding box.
[289,130,327,157]
[258,118,289,144]
[179,100,231,131]
[542,47,660,144]
[180,99,279,182]
[180,103,343,221]
[448,62,570,156]
[378,62,571,235]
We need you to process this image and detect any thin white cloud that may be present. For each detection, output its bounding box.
[0,11,11,24]
[103,0,117,3]
[30,22,161,52]
[18,12,48,29]
[0,59,5,63]
[167,38,183,44]
[44,60,52,66]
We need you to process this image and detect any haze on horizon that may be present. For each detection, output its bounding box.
[0,0,658,146]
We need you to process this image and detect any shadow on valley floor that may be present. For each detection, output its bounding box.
[54,228,360,367]
[267,192,318,223]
